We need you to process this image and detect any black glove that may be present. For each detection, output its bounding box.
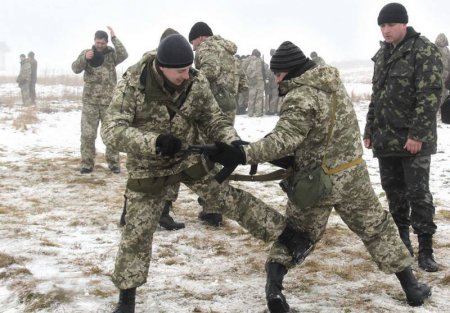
[269,156,295,169]
[156,134,182,157]
[209,141,246,167]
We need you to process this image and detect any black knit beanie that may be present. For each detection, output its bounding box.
[156,34,193,68]
[377,3,408,25]
[270,41,308,73]
[188,22,213,42]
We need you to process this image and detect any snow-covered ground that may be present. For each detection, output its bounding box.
[0,73,449,313]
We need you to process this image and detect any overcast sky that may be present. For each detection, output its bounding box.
[1,0,449,74]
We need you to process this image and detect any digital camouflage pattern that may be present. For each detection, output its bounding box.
[72,36,128,169]
[435,33,450,101]
[243,65,413,273]
[378,155,437,235]
[267,69,279,114]
[194,35,240,121]
[103,51,286,289]
[16,58,31,106]
[364,27,443,157]
[244,55,265,116]
[29,57,37,104]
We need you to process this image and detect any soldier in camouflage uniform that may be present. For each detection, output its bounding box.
[237,55,250,115]
[245,49,266,117]
[209,40,431,311]
[364,3,442,273]
[235,55,249,114]
[16,54,31,106]
[310,51,326,66]
[28,51,37,105]
[72,27,128,174]
[435,33,450,105]
[266,49,279,115]
[188,22,243,226]
[101,34,286,313]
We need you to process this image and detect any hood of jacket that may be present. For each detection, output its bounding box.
[278,65,340,95]
[203,35,237,55]
[435,33,448,47]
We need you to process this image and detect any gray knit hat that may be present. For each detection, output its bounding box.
[270,41,307,73]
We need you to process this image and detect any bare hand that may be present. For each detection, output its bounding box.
[85,50,94,60]
[107,26,115,38]
[363,138,372,149]
[403,138,422,154]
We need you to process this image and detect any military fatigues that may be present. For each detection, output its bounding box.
[72,36,128,171]
[243,65,413,272]
[29,57,37,104]
[364,27,442,237]
[16,59,32,106]
[244,55,266,117]
[266,69,279,115]
[194,35,240,124]
[101,52,286,289]
[435,33,450,104]
[237,56,250,115]
[234,55,249,115]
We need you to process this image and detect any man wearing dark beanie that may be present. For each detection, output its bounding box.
[364,2,442,274]
[188,21,242,226]
[102,33,287,313]
[207,39,432,311]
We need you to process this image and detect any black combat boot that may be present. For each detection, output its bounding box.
[159,201,185,231]
[398,227,414,256]
[418,234,439,272]
[197,197,223,227]
[278,226,314,264]
[395,266,431,306]
[266,263,290,313]
[112,288,136,313]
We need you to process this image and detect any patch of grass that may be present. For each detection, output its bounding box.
[0,252,16,268]
[40,238,60,247]
[441,274,450,285]
[0,206,11,214]
[22,288,73,312]
[91,288,112,298]
[436,209,450,222]
[68,178,107,186]
[0,267,32,279]
[12,107,40,130]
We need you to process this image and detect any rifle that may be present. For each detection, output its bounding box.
[183,144,238,184]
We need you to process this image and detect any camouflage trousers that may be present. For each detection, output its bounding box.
[378,156,437,235]
[80,102,119,170]
[267,163,413,274]
[237,90,249,114]
[247,85,264,117]
[112,170,286,289]
[19,83,32,106]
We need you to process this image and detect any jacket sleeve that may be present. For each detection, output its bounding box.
[101,78,159,156]
[195,47,221,83]
[409,40,443,142]
[364,99,375,139]
[71,50,88,74]
[243,88,314,164]
[111,36,128,65]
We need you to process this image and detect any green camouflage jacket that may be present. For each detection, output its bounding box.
[72,36,128,104]
[194,35,240,111]
[364,27,443,157]
[101,51,239,179]
[244,55,265,88]
[16,59,31,85]
[243,65,363,172]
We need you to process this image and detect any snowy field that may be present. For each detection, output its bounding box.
[0,70,449,313]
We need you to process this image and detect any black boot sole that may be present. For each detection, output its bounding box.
[267,298,290,313]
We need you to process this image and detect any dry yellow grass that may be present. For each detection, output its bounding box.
[0,252,16,267]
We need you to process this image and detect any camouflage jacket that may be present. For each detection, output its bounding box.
[235,56,249,93]
[244,65,363,172]
[72,36,128,104]
[16,59,31,85]
[364,27,443,157]
[244,55,265,88]
[101,51,239,179]
[194,35,240,100]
